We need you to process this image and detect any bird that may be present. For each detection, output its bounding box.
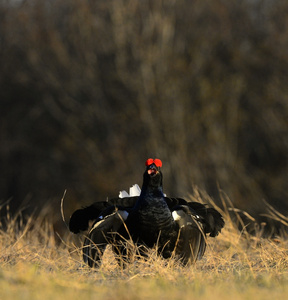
[69,158,224,267]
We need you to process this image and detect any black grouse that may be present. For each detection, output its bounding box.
[69,158,224,267]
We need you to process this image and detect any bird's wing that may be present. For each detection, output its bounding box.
[83,209,129,267]
[186,201,225,237]
[69,196,138,233]
[89,209,129,234]
[165,197,224,237]
[172,205,206,264]
[164,197,188,209]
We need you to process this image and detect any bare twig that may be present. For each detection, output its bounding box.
[60,190,69,230]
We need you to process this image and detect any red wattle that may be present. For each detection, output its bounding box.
[154,159,162,167]
[145,158,162,167]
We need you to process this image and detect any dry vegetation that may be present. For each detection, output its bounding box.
[1,193,288,300]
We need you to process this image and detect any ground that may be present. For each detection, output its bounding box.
[1,196,288,300]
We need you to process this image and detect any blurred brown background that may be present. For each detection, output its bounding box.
[1,0,288,225]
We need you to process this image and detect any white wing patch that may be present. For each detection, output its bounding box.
[117,210,129,221]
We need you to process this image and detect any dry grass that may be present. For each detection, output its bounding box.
[1,194,288,300]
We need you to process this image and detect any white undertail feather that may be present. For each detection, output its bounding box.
[118,190,129,198]
[129,184,141,196]
[119,184,141,198]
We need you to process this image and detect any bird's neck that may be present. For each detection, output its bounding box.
[140,185,164,199]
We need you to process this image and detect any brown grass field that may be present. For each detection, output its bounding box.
[1,193,288,300]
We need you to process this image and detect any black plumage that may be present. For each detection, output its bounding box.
[69,159,224,267]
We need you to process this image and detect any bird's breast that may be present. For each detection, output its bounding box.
[137,198,174,230]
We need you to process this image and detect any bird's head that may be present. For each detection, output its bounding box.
[143,158,163,188]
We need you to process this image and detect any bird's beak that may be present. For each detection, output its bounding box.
[147,165,158,176]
